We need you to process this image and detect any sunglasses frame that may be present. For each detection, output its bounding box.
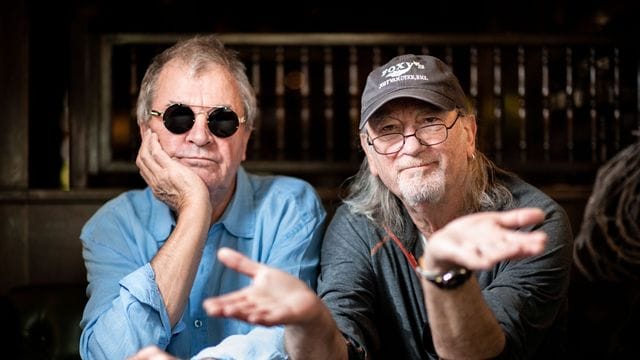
[149,103,246,138]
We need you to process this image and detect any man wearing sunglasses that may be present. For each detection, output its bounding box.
[138,54,572,360]
[79,35,326,360]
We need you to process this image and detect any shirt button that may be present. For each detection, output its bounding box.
[194,319,203,328]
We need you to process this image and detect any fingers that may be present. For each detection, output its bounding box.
[465,230,547,267]
[137,130,170,174]
[137,131,164,185]
[424,208,549,271]
[504,229,547,254]
[217,247,262,278]
[495,207,545,229]
[202,248,262,318]
[203,290,249,316]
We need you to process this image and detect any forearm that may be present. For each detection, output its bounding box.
[284,299,348,360]
[151,202,210,325]
[423,278,505,359]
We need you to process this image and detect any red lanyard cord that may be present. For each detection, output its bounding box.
[383,225,419,269]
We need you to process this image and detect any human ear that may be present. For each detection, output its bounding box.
[462,114,477,158]
[360,133,379,176]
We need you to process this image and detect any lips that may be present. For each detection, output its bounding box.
[178,157,217,166]
[399,161,436,172]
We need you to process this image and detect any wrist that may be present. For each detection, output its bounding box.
[417,234,472,289]
[415,266,473,289]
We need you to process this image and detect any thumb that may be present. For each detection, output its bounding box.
[217,247,261,278]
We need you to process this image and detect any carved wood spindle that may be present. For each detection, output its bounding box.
[300,47,310,158]
[565,47,574,162]
[275,46,285,160]
[251,47,262,156]
[541,47,550,161]
[493,47,503,163]
[323,46,335,161]
[517,46,527,162]
[348,46,359,162]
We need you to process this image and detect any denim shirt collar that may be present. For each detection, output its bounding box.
[218,166,255,239]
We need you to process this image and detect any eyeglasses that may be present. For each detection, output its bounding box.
[149,103,246,138]
[366,112,462,155]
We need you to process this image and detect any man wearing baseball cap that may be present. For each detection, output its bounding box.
[133,54,573,360]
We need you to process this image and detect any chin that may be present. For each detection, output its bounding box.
[399,174,446,206]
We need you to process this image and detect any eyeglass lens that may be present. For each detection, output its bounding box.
[163,104,240,138]
[372,125,447,154]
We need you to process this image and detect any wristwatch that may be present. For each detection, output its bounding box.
[415,267,473,289]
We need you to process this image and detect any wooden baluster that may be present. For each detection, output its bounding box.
[469,47,478,107]
[565,47,574,162]
[251,47,262,156]
[129,47,138,158]
[493,47,503,163]
[324,47,334,161]
[589,47,598,162]
[349,46,359,162]
[300,47,310,159]
[597,49,610,162]
[517,46,527,162]
[275,46,285,160]
[469,47,480,151]
[613,47,621,152]
[445,46,453,67]
[541,47,551,161]
[372,46,381,68]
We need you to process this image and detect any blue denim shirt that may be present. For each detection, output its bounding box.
[79,167,326,360]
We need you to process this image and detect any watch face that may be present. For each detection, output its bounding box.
[417,267,472,289]
[438,268,472,288]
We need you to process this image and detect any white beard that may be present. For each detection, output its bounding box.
[398,165,446,207]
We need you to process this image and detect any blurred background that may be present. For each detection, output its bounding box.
[1,0,638,358]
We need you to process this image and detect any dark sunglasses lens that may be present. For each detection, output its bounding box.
[164,105,195,134]
[208,108,240,138]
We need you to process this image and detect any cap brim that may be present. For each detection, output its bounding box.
[360,88,457,129]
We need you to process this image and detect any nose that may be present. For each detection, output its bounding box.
[185,112,213,146]
[401,132,424,154]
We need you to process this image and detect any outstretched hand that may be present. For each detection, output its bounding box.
[421,208,548,272]
[203,248,322,326]
[136,129,208,212]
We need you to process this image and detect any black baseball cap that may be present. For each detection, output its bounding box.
[360,54,467,129]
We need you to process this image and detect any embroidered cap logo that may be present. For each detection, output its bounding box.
[378,61,429,89]
[381,61,424,78]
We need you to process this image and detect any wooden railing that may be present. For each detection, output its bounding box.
[75,33,639,189]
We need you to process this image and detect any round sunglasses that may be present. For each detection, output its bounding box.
[149,104,246,138]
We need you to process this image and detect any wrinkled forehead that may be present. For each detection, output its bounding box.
[367,98,445,125]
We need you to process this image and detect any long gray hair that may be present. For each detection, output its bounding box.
[343,109,513,234]
[136,34,257,128]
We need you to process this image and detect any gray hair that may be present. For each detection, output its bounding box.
[344,108,514,235]
[136,34,257,128]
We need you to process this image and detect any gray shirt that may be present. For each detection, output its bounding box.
[317,173,573,359]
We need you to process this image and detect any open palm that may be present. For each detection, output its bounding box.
[203,248,321,326]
